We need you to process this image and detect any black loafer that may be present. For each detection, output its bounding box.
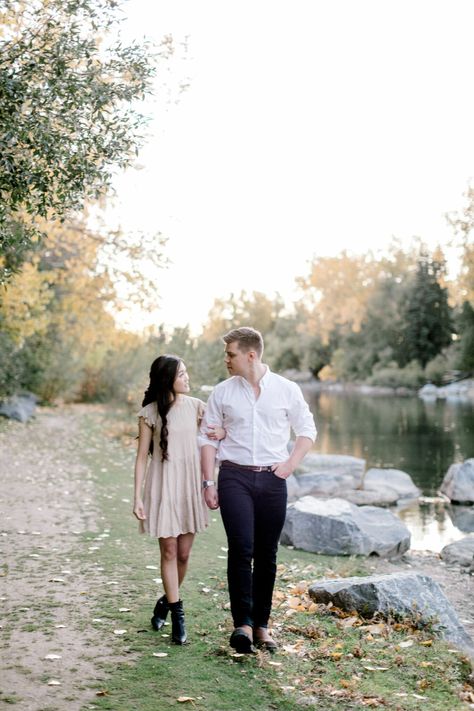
[229,627,255,654]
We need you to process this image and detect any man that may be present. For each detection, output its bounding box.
[199,326,316,653]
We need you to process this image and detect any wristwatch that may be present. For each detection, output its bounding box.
[202,480,216,489]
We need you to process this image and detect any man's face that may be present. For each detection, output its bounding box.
[224,341,251,376]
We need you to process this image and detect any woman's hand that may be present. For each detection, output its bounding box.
[133,499,146,520]
[206,425,226,441]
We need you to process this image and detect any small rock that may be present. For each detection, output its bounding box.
[440,535,474,567]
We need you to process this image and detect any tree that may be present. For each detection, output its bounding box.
[398,253,453,368]
[0,0,163,282]
[456,301,474,372]
[201,291,284,342]
[446,183,474,306]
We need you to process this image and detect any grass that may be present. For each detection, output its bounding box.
[65,406,474,710]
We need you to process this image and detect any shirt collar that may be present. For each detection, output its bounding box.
[238,364,271,389]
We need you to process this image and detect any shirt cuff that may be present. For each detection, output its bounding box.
[294,427,317,443]
[197,435,220,450]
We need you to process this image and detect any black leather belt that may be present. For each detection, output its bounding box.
[220,460,274,473]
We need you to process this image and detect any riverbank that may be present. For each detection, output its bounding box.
[287,372,474,401]
[1,404,473,710]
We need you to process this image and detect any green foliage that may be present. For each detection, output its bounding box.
[367,360,426,389]
[398,254,454,368]
[0,0,160,281]
[456,301,474,372]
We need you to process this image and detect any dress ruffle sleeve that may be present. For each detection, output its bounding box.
[137,402,157,428]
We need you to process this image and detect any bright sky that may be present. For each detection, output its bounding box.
[104,0,474,334]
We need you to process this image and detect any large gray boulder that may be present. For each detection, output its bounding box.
[291,457,420,507]
[296,453,365,487]
[440,459,474,503]
[440,535,474,567]
[308,572,474,656]
[281,496,410,557]
[292,472,340,499]
[0,393,37,423]
[362,468,421,500]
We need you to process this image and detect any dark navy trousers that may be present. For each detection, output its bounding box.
[218,462,288,628]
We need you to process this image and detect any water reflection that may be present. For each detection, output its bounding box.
[397,500,467,552]
[306,391,474,496]
[303,390,474,551]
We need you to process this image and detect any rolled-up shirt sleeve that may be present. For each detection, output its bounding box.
[288,384,317,442]
[198,389,223,450]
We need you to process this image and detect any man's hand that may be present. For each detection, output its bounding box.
[204,486,219,510]
[271,460,294,479]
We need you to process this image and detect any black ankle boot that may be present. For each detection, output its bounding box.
[169,600,187,644]
[151,594,169,631]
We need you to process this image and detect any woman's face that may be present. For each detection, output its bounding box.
[173,361,190,394]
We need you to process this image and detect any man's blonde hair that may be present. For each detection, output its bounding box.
[222,327,264,358]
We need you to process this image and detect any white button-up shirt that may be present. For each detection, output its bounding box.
[198,367,317,465]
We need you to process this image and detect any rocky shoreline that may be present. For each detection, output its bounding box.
[288,372,474,401]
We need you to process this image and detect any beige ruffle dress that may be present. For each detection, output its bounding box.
[138,396,208,538]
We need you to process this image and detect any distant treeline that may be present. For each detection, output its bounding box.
[1,225,473,405]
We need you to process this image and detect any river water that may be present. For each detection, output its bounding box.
[304,390,474,552]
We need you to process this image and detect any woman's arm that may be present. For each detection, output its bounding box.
[133,417,153,520]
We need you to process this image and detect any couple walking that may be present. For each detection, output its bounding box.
[133,327,316,652]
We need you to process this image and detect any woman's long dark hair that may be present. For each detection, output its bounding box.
[142,354,181,462]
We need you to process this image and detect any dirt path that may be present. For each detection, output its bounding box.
[0,406,119,711]
[0,405,473,711]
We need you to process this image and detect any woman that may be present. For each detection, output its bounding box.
[133,355,223,644]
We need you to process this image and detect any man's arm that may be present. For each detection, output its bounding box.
[201,444,219,509]
[272,383,316,479]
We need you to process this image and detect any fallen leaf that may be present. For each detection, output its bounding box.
[152,652,168,658]
[419,661,433,668]
[290,582,307,595]
[338,616,359,629]
[177,697,195,703]
[419,639,433,647]
[267,661,282,666]
[412,694,427,700]
[363,666,389,672]
[363,623,386,635]
[398,639,414,648]
[96,690,109,697]
[113,629,127,635]
[288,596,302,609]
